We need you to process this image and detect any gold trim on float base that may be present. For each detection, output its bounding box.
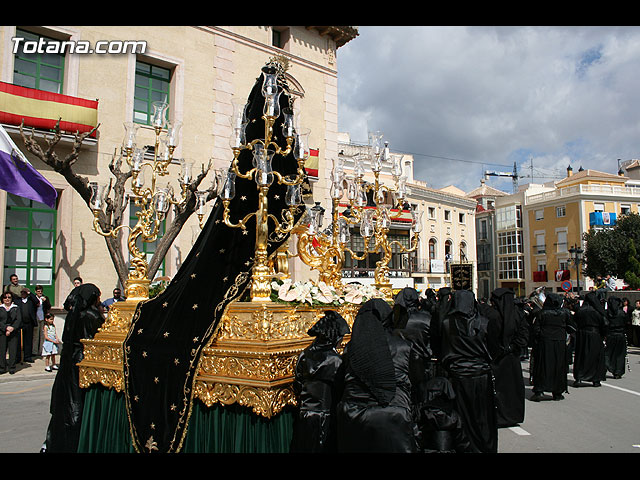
[79,299,359,417]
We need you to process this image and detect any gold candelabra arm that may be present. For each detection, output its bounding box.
[343,242,371,261]
[387,232,420,253]
[267,207,298,236]
[92,210,130,239]
[221,199,256,230]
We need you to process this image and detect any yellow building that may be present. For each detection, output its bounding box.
[522,165,640,294]
[0,25,358,308]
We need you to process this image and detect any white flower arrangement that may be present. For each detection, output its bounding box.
[270,279,384,306]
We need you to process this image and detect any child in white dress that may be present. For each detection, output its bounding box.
[42,313,60,372]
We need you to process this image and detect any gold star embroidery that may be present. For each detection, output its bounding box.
[241,195,247,201]
[163,332,170,338]
[174,358,180,365]
[162,302,168,308]
[134,395,139,402]
[192,304,198,310]
[154,377,159,384]
[137,328,143,334]
[215,219,220,224]
[150,423,156,430]
[193,337,199,343]
[190,273,196,279]
[219,249,225,253]
[245,261,251,266]
[223,276,228,282]
[170,404,177,411]
[274,194,280,200]
[242,230,249,235]
[142,351,148,358]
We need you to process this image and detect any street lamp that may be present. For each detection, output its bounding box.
[569,244,584,293]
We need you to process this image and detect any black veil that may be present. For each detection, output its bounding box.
[122,62,306,453]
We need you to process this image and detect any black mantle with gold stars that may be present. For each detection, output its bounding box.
[122,63,305,453]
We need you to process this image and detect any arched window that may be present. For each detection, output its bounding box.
[429,238,437,260]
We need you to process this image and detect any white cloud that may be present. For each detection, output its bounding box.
[337,26,640,193]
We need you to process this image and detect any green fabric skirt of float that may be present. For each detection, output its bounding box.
[78,385,294,453]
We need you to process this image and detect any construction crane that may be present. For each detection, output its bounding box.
[484,162,520,193]
[484,159,565,193]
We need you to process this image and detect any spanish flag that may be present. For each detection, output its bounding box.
[0,81,98,137]
[306,148,319,177]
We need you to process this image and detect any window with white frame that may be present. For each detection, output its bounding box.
[498,231,523,255]
[535,209,544,220]
[535,232,545,254]
[428,206,436,219]
[556,230,568,253]
[556,205,566,217]
[498,256,524,280]
[444,209,451,221]
[621,204,631,215]
[593,202,604,212]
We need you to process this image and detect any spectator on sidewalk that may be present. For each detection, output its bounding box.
[3,273,24,302]
[101,288,125,312]
[0,291,22,375]
[17,288,39,364]
[42,313,60,372]
[33,285,52,359]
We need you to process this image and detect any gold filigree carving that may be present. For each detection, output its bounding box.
[193,380,296,418]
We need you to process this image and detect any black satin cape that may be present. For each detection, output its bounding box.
[439,289,497,453]
[289,311,349,453]
[604,296,628,377]
[572,291,607,383]
[336,298,419,453]
[484,288,528,427]
[45,283,105,452]
[122,65,305,453]
[531,293,575,395]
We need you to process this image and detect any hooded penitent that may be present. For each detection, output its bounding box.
[336,298,418,453]
[604,296,628,378]
[347,298,396,405]
[572,290,607,384]
[290,310,350,453]
[122,62,306,453]
[439,289,496,453]
[485,287,528,428]
[45,283,104,453]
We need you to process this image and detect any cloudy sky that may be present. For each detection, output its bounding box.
[337,26,640,194]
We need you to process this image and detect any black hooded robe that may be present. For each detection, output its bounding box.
[605,296,628,378]
[336,299,418,453]
[393,287,433,402]
[44,283,105,453]
[122,64,305,453]
[289,311,350,453]
[531,293,576,397]
[484,287,528,428]
[572,291,607,385]
[439,289,497,453]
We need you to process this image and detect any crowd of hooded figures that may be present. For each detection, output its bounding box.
[289,285,630,453]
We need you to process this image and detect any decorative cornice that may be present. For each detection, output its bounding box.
[305,26,359,48]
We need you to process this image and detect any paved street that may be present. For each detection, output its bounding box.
[1,349,639,453]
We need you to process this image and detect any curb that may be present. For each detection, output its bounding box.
[0,356,59,383]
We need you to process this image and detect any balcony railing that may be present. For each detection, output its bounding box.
[527,183,640,205]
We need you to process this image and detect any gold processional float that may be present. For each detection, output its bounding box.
[78,63,422,420]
